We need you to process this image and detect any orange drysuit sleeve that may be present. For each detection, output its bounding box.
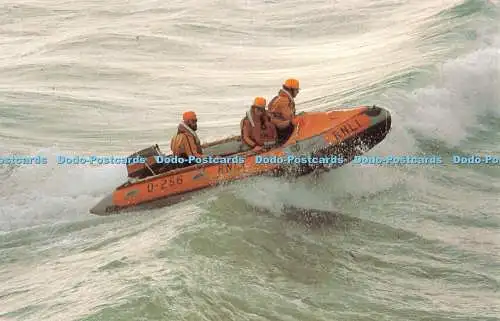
[268,97,293,129]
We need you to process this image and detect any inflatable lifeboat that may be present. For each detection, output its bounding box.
[90,105,391,215]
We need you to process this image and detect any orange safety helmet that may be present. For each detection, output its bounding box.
[183,111,197,122]
[284,78,300,90]
[252,96,267,108]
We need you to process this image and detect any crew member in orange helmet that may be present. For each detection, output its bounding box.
[170,111,203,162]
[240,97,278,152]
[267,78,300,144]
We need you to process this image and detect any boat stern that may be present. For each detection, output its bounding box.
[89,193,117,216]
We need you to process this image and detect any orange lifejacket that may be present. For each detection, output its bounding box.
[240,110,277,148]
[259,117,278,147]
[268,89,296,122]
[170,123,202,158]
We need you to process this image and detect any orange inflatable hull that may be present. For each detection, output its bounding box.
[90,105,391,215]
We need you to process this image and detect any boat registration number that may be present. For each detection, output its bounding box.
[147,175,183,193]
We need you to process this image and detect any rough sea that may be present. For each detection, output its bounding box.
[1,0,499,320]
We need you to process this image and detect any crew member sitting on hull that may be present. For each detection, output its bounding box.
[170,111,203,166]
[267,78,300,144]
[240,97,278,152]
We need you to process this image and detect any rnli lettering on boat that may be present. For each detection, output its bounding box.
[332,118,362,142]
[217,162,245,175]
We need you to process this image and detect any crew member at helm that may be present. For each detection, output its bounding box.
[240,97,278,152]
[267,78,301,144]
[170,111,203,161]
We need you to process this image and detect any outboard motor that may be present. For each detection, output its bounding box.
[126,144,163,179]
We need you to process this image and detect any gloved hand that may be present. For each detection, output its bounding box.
[252,145,263,152]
